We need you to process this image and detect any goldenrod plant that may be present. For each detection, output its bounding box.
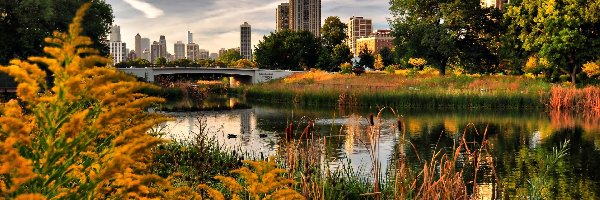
[199,158,304,200]
[0,3,198,199]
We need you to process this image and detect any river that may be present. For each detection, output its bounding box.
[161,96,600,199]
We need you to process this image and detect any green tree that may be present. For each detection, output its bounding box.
[0,0,113,64]
[321,16,347,49]
[379,47,395,66]
[357,45,374,68]
[331,44,353,71]
[316,46,334,71]
[254,30,321,70]
[217,49,242,66]
[390,0,502,75]
[155,57,167,66]
[505,0,600,84]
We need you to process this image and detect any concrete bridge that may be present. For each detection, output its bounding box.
[118,67,300,84]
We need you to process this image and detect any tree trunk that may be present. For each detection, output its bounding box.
[440,59,447,75]
[571,66,577,85]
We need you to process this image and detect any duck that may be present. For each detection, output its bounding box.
[227,134,237,139]
[259,133,268,138]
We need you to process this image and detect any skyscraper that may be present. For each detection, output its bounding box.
[188,31,193,44]
[347,16,373,56]
[150,41,162,64]
[276,3,290,32]
[159,35,167,59]
[174,41,186,60]
[240,22,252,60]
[134,33,141,59]
[289,0,321,36]
[109,25,126,64]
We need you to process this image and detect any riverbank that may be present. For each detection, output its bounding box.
[239,70,599,111]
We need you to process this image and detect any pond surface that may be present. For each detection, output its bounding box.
[161,97,600,199]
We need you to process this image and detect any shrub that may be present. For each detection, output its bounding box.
[583,61,600,78]
[0,4,197,199]
[340,62,353,74]
[408,57,427,69]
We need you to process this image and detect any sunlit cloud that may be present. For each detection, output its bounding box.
[122,0,164,18]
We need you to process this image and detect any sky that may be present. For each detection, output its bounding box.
[105,0,392,54]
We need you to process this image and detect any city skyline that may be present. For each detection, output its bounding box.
[106,0,390,55]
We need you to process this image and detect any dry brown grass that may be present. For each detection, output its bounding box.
[549,86,600,115]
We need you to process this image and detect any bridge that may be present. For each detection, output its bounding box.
[118,67,300,84]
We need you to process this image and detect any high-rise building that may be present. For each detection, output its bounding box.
[150,41,161,64]
[186,43,200,61]
[481,0,509,10]
[240,22,252,60]
[188,31,193,44]
[134,33,141,59]
[140,38,150,60]
[159,35,167,59]
[355,30,394,56]
[276,3,290,32]
[218,48,227,56]
[174,41,186,60]
[199,49,210,60]
[289,0,321,36]
[347,16,373,56]
[108,25,126,64]
[110,25,121,42]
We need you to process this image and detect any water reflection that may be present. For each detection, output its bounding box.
[162,104,600,199]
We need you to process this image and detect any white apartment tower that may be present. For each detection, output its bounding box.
[347,16,373,56]
[276,3,290,32]
[108,25,127,64]
[174,41,186,60]
[240,22,252,60]
[289,0,321,36]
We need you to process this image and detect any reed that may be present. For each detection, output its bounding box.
[549,86,600,115]
[273,108,495,200]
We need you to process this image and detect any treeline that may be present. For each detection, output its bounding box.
[254,0,600,84]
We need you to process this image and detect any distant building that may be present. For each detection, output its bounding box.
[289,0,321,36]
[209,53,219,60]
[481,0,509,10]
[150,41,162,63]
[199,49,210,60]
[186,43,200,61]
[159,35,167,59]
[140,38,150,60]
[174,41,186,60]
[218,48,227,56]
[108,25,126,64]
[355,30,394,55]
[188,31,193,44]
[240,22,252,60]
[134,33,141,59]
[142,49,150,61]
[128,50,136,61]
[347,16,373,56]
[276,3,290,32]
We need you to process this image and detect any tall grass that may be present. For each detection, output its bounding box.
[275,108,496,199]
[243,71,550,109]
[549,86,600,115]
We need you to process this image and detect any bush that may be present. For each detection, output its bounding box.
[340,62,353,74]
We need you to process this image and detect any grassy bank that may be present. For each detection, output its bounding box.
[241,71,552,109]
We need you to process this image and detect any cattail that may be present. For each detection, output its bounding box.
[397,119,403,132]
[286,122,294,142]
[369,113,374,126]
[302,123,312,139]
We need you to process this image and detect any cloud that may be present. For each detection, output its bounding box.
[122,0,164,18]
